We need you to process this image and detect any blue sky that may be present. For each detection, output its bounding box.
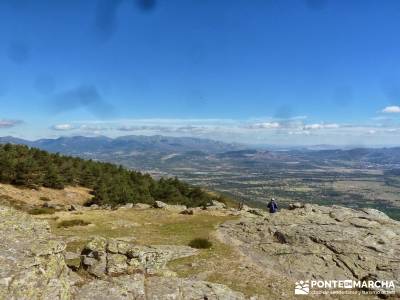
[1,0,400,145]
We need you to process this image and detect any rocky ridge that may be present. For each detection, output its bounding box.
[218,203,400,295]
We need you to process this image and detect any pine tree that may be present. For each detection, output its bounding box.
[43,164,65,189]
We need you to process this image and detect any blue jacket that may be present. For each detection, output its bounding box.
[267,201,278,213]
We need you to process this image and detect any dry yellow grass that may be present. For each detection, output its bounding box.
[41,208,234,250]
[0,183,92,206]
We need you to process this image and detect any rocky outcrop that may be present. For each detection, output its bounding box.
[219,204,400,294]
[205,200,227,211]
[5,199,399,299]
[0,205,72,299]
[0,204,247,299]
[80,237,198,277]
[77,237,246,299]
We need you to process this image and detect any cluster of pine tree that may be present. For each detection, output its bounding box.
[0,144,213,207]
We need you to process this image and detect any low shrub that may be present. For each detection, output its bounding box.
[57,219,91,228]
[188,238,212,249]
[39,196,51,202]
[28,207,55,215]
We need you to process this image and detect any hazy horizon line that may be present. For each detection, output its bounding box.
[1,134,400,150]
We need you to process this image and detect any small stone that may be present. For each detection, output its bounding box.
[68,204,81,211]
[180,208,194,215]
[288,202,304,210]
[118,203,133,209]
[133,203,151,209]
[154,201,167,209]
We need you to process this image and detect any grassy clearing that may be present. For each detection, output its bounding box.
[42,208,235,252]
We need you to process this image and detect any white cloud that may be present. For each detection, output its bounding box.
[246,122,280,129]
[0,119,23,128]
[382,106,400,113]
[51,124,74,131]
[117,125,169,132]
[303,123,339,130]
[289,130,311,135]
[79,124,109,131]
[44,117,400,146]
[73,118,237,126]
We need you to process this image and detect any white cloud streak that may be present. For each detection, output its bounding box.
[303,123,340,130]
[44,117,400,146]
[245,122,281,129]
[382,106,400,113]
[0,119,23,128]
[51,124,74,131]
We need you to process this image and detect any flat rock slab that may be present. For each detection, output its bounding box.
[146,276,246,300]
[73,274,145,300]
[74,274,246,300]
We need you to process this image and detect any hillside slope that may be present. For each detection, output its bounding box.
[0,144,222,208]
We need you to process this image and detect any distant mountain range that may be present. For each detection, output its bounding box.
[0,135,244,155]
[1,135,400,167]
